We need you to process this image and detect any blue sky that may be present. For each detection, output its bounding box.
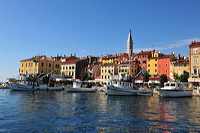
[0,0,200,82]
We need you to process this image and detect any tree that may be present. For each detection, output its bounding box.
[173,73,179,81]
[160,74,168,87]
[143,73,149,87]
[179,71,189,82]
[173,71,189,82]
[80,72,88,81]
[80,72,93,81]
[143,73,149,82]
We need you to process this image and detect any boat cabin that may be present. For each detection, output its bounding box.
[112,81,134,89]
[161,82,189,90]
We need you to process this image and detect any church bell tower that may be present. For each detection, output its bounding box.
[126,30,133,58]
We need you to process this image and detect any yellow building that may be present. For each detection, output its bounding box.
[102,55,117,65]
[118,62,138,77]
[147,52,160,77]
[20,56,61,76]
[170,59,189,80]
[188,41,200,85]
[101,63,118,80]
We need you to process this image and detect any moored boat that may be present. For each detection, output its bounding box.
[158,82,193,98]
[10,82,38,91]
[65,81,97,92]
[104,80,137,96]
[137,88,153,96]
[10,82,64,91]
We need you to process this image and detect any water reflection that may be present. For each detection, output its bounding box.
[0,89,200,132]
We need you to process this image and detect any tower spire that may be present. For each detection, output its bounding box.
[126,30,133,57]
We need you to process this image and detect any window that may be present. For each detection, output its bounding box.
[193,48,198,54]
[194,56,198,64]
[155,64,157,67]
[148,69,150,72]
[41,62,44,67]
[56,64,59,68]
[193,67,198,74]
[148,64,150,67]
[155,69,157,72]
[142,60,146,64]
[49,64,51,67]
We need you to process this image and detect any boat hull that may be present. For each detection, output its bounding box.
[10,82,38,91]
[158,90,193,98]
[10,82,64,91]
[137,88,153,96]
[66,87,97,92]
[105,85,137,96]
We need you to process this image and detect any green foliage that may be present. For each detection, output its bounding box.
[180,71,189,82]
[143,73,149,82]
[160,74,168,87]
[173,71,189,82]
[173,73,179,81]
[80,72,93,81]
[80,72,88,81]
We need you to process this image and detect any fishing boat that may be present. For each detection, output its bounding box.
[65,81,97,92]
[9,82,38,91]
[137,88,153,96]
[158,82,193,98]
[104,80,137,96]
[10,82,64,91]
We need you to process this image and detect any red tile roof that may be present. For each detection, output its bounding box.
[189,41,200,47]
[62,59,82,64]
[21,56,55,62]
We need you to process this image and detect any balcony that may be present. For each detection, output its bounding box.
[191,73,200,78]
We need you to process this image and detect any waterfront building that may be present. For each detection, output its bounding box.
[52,54,78,62]
[170,56,189,80]
[61,59,88,79]
[158,54,173,79]
[134,50,154,72]
[20,55,61,76]
[147,52,161,77]
[102,55,118,65]
[188,41,200,86]
[118,61,138,79]
[101,63,118,80]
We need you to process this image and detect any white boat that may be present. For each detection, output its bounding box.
[10,82,38,91]
[104,81,137,96]
[158,82,193,98]
[65,81,97,92]
[137,88,153,96]
[10,82,64,91]
[38,84,64,91]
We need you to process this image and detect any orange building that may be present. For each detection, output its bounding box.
[158,55,171,78]
[134,50,155,71]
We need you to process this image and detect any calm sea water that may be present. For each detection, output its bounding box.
[0,89,200,132]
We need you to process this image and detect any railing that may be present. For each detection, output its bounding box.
[191,73,200,78]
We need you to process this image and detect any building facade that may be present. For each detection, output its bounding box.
[101,63,118,80]
[188,41,200,85]
[20,56,61,76]
[61,59,88,79]
[158,55,171,78]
